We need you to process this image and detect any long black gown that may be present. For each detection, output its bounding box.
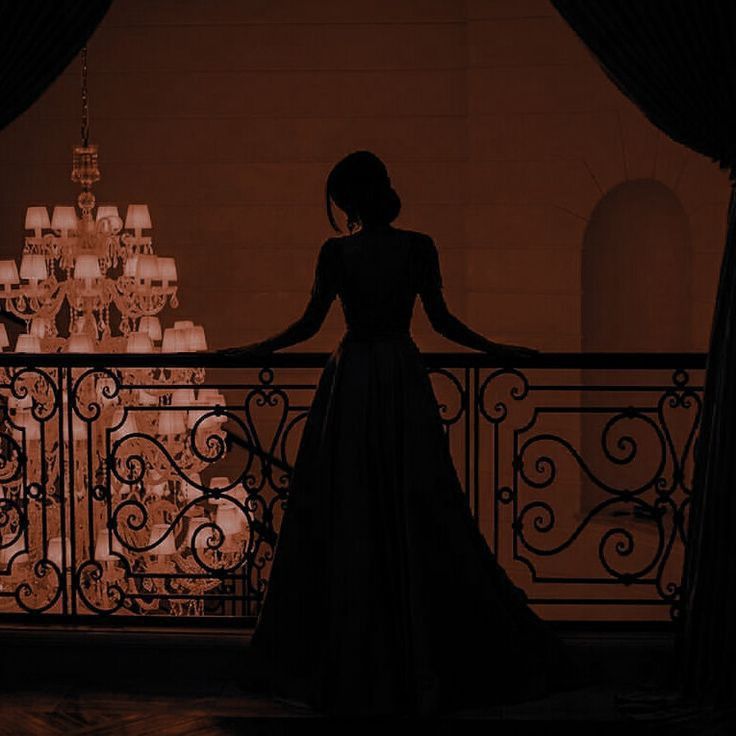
[248,226,580,716]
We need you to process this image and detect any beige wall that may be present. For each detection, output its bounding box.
[0,0,729,352]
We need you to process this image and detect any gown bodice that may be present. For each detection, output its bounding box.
[312,226,442,341]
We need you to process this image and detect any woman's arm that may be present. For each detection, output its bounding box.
[418,237,537,358]
[220,239,338,355]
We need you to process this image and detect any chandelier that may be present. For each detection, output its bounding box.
[0,47,204,355]
[0,49,252,618]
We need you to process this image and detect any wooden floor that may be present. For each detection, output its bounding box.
[0,624,714,735]
[0,681,705,736]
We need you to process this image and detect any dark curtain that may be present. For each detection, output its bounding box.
[551,0,736,708]
[0,0,112,131]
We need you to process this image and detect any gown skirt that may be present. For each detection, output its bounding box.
[249,331,580,716]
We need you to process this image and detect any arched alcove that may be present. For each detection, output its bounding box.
[580,180,692,516]
[582,179,691,351]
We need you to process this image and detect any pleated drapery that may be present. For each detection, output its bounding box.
[552,0,736,707]
[0,0,112,131]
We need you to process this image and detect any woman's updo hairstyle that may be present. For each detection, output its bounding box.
[325,150,401,233]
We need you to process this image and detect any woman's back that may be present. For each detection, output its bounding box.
[323,226,437,340]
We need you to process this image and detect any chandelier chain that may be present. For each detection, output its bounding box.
[81,46,90,147]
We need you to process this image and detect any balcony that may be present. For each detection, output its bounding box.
[0,350,703,626]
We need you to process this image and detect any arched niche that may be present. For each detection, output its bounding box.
[579,180,691,518]
[582,179,691,352]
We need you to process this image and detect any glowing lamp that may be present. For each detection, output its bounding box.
[126,331,154,353]
[135,254,159,281]
[185,517,211,549]
[0,533,25,564]
[139,316,162,341]
[67,333,95,353]
[111,408,138,441]
[148,482,167,498]
[47,536,72,568]
[0,260,19,288]
[96,205,120,223]
[137,389,158,406]
[94,530,123,561]
[125,204,151,231]
[147,524,175,556]
[171,388,196,406]
[123,256,138,278]
[0,324,9,350]
[161,327,189,353]
[157,411,186,436]
[74,254,101,282]
[25,206,51,231]
[19,254,47,283]
[188,325,207,351]
[216,505,245,536]
[158,257,177,285]
[15,334,41,353]
[50,206,77,232]
[183,472,203,503]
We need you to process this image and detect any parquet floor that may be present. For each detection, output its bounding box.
[0,681,671,736]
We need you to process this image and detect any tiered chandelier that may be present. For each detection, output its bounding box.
[0,49,248,618]
[0,48,205,355]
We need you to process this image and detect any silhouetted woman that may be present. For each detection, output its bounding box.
[221,151,579,716]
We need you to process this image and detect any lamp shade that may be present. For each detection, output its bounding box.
[135,254,159,281]
[126,331,154,353]
[25,206,51,230]
[0,324,8,349]
[148,482,167,498]
[15,334,41,353]
[147,523,175,555]
[0,533,25,563]
[96,205,120,222]
[183,471,203,502]
[188,325,207,351]
[0,260,19,285]
[185,516,212,549]
[137,388,158,406]
[125,204,152,230]
[139,316,162,341]
[19,254,47,282]
[123,256,138,278]
[215,504,245,536]
[171,388,196,406]
[67,334,95,353]
[198,388,225,407]
[173,320,194,330]
[94,530,123,561]
[47,536,71,568]
[74,254,101,280]
[158,257,177,283]
[157,411,186,436]
[111,408,138,441]
[50,206,77,231]
[161,327,190,353]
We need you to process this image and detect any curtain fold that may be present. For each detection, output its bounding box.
[0,0,112,131]
[551,0,736,707]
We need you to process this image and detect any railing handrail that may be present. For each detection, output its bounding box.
[0,351,708,369]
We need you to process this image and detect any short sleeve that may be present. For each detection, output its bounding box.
[310,238,339,302]
[414,235,443,294]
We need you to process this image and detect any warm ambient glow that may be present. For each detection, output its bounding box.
[0,144,210,355]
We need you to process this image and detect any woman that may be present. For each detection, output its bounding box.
[221,151,580,716]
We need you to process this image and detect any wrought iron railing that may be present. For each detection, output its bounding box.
[0,352,704,624]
